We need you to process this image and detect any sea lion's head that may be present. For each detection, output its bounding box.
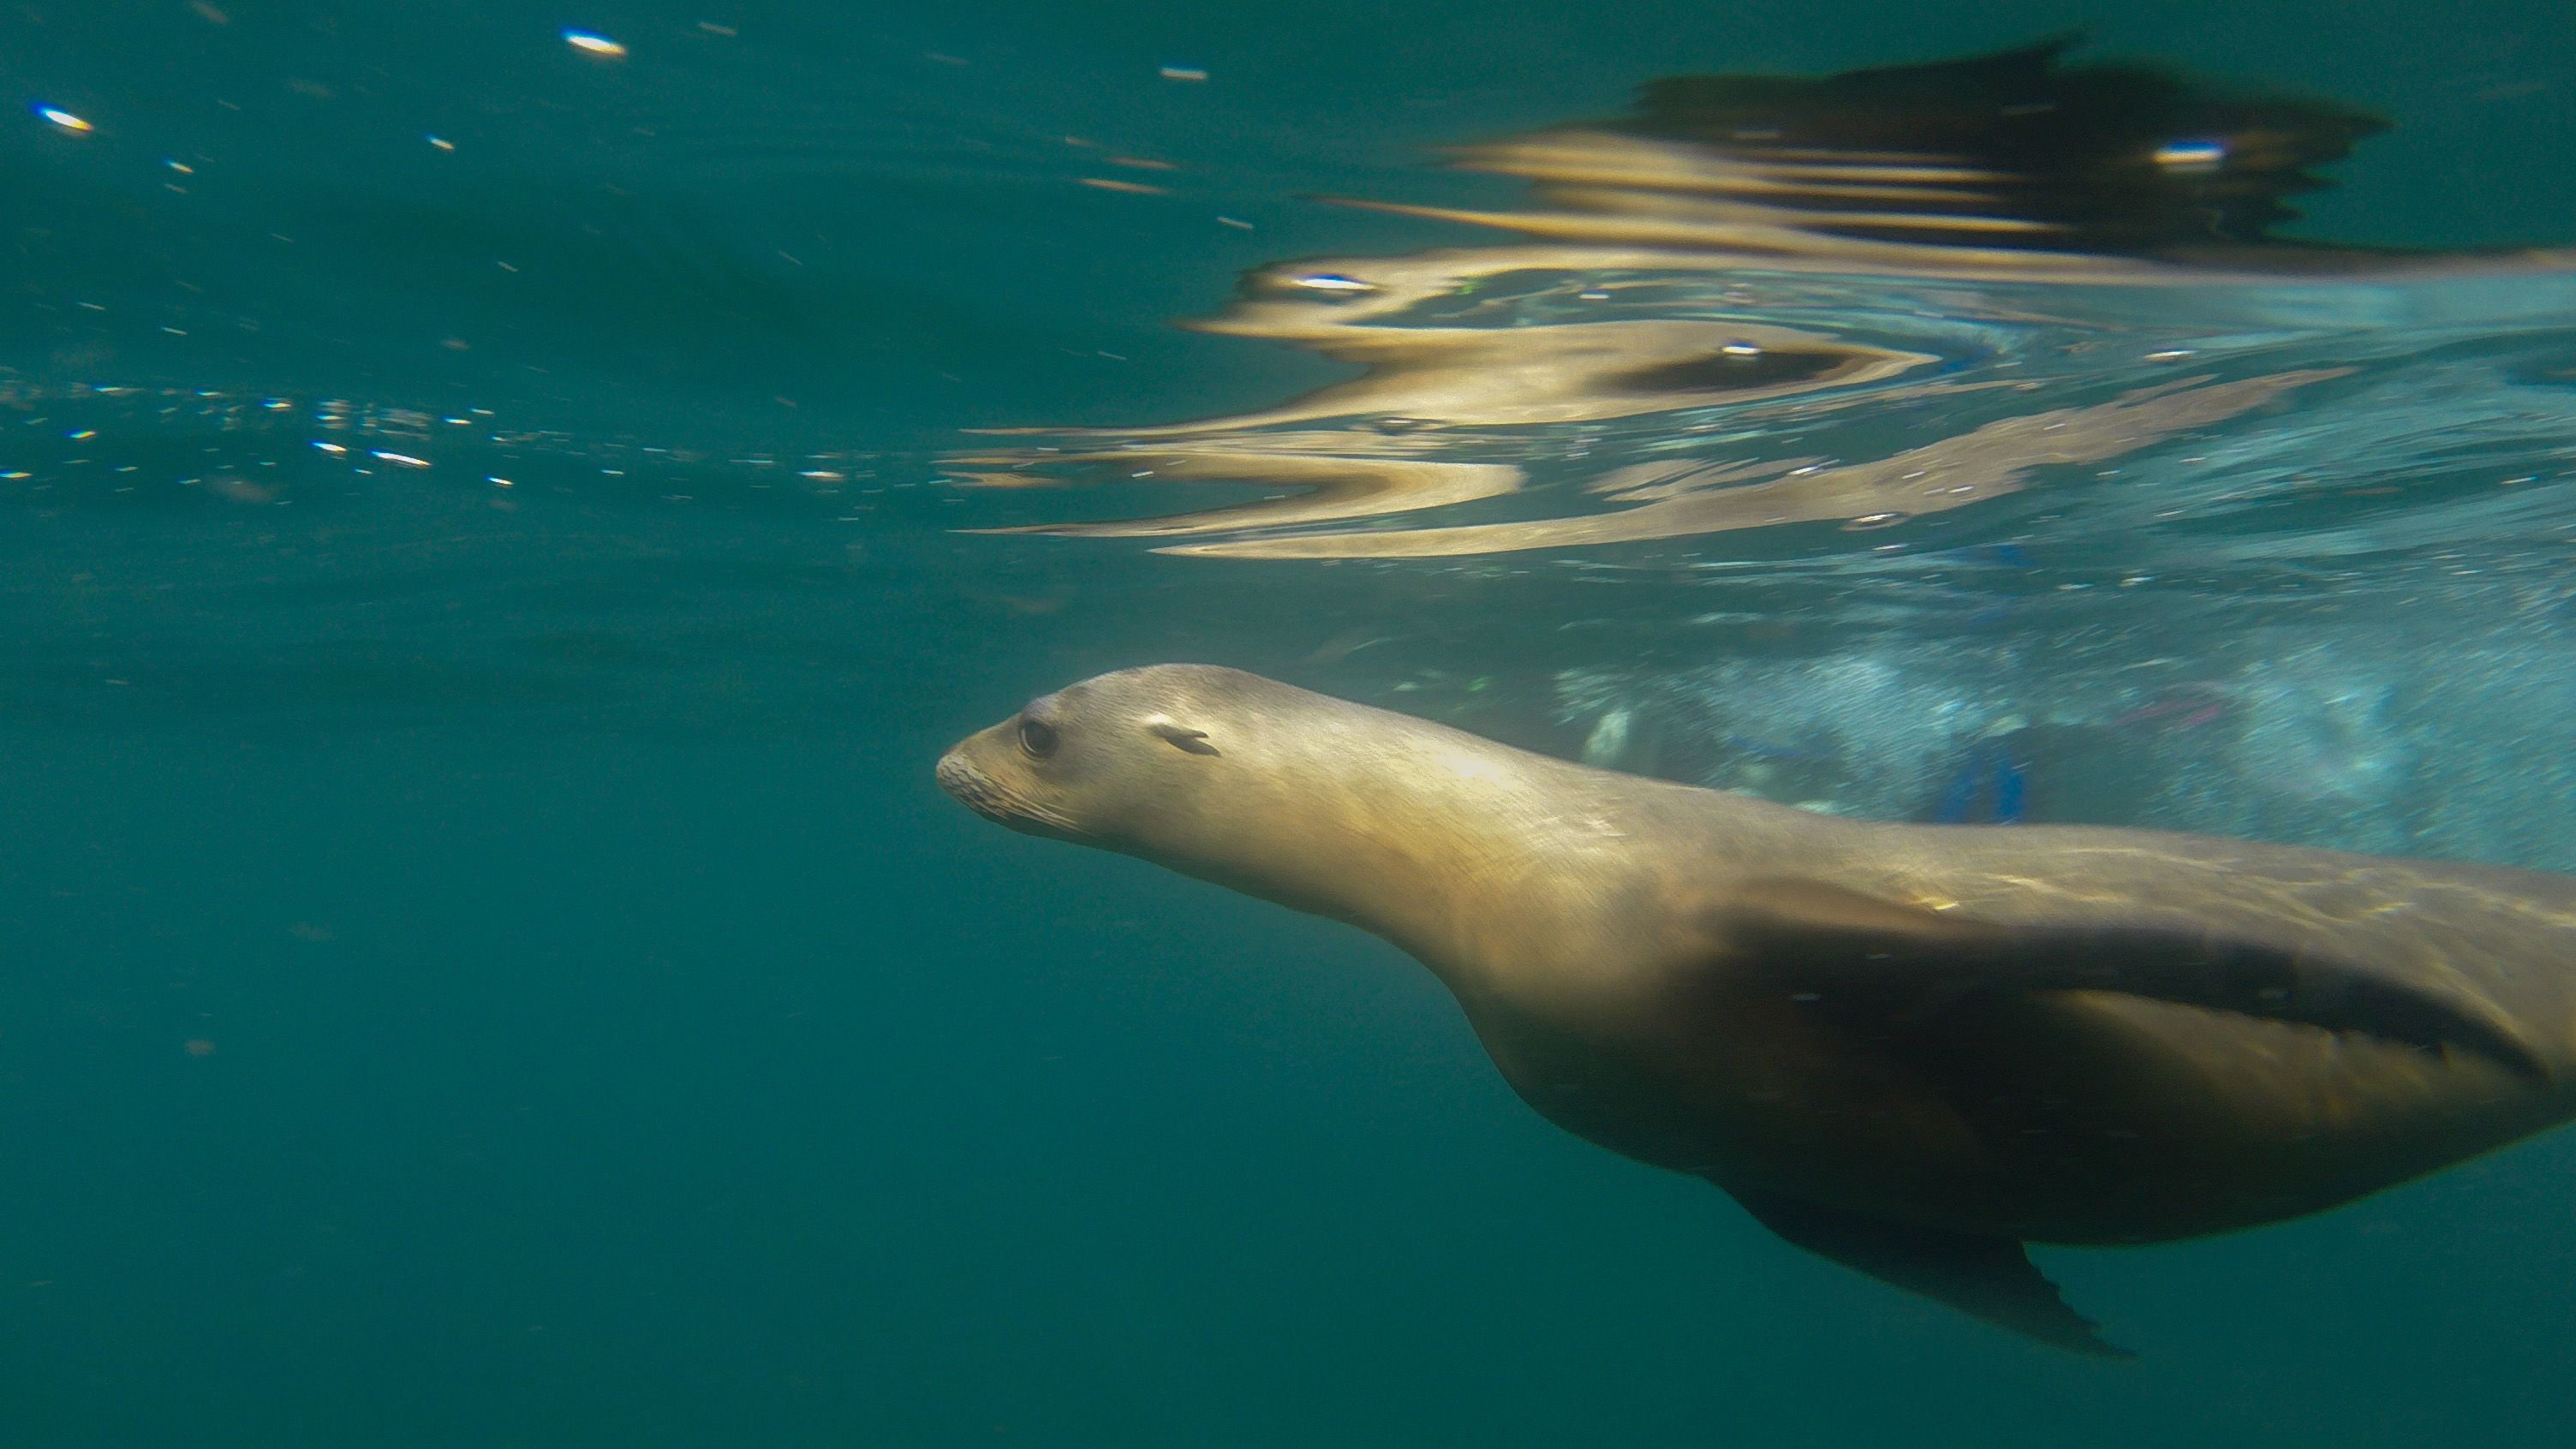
[939,662,1494,934]
[939,662,1605,967]
[937,665,1586,948]
[935,664,1289,854]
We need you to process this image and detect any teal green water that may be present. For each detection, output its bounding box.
[7,4,2576,1445]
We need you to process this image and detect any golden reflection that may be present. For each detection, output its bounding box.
[957,39,2567,558]
[955,435,1524,538]
[1064,319,1929,436]
[1161,371,2346,558]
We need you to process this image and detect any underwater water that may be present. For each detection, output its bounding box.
[9,1,2576,1444]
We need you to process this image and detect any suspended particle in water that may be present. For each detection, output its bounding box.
[1842,511,1910,531]
[564,29,628,58]
[35,105,93,133]
[2152,139,2227,172]
[426,134,456,151]
[1158,65,1209,81]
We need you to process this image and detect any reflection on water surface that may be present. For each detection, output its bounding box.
[962,40,2576,569]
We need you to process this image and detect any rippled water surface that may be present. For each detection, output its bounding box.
[9,4,2576,1446]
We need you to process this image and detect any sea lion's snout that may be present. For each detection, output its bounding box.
[935,730,1086,839]
[933,748,1006,820]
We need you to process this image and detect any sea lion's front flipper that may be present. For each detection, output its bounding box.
[1726,1187,2130,1358]
[1715,879,2550,1082]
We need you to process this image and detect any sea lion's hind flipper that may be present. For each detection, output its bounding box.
[1726,1187,2130,1358]
[1716,880,2550,1082]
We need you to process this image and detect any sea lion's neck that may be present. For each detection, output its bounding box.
[1165,708,1640,989]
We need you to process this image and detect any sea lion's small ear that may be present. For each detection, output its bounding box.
[1150,722,1220,756]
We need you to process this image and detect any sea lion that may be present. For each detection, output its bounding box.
[935,664,2576,1356]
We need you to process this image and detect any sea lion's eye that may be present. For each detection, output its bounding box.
[1017,717,1060,759]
